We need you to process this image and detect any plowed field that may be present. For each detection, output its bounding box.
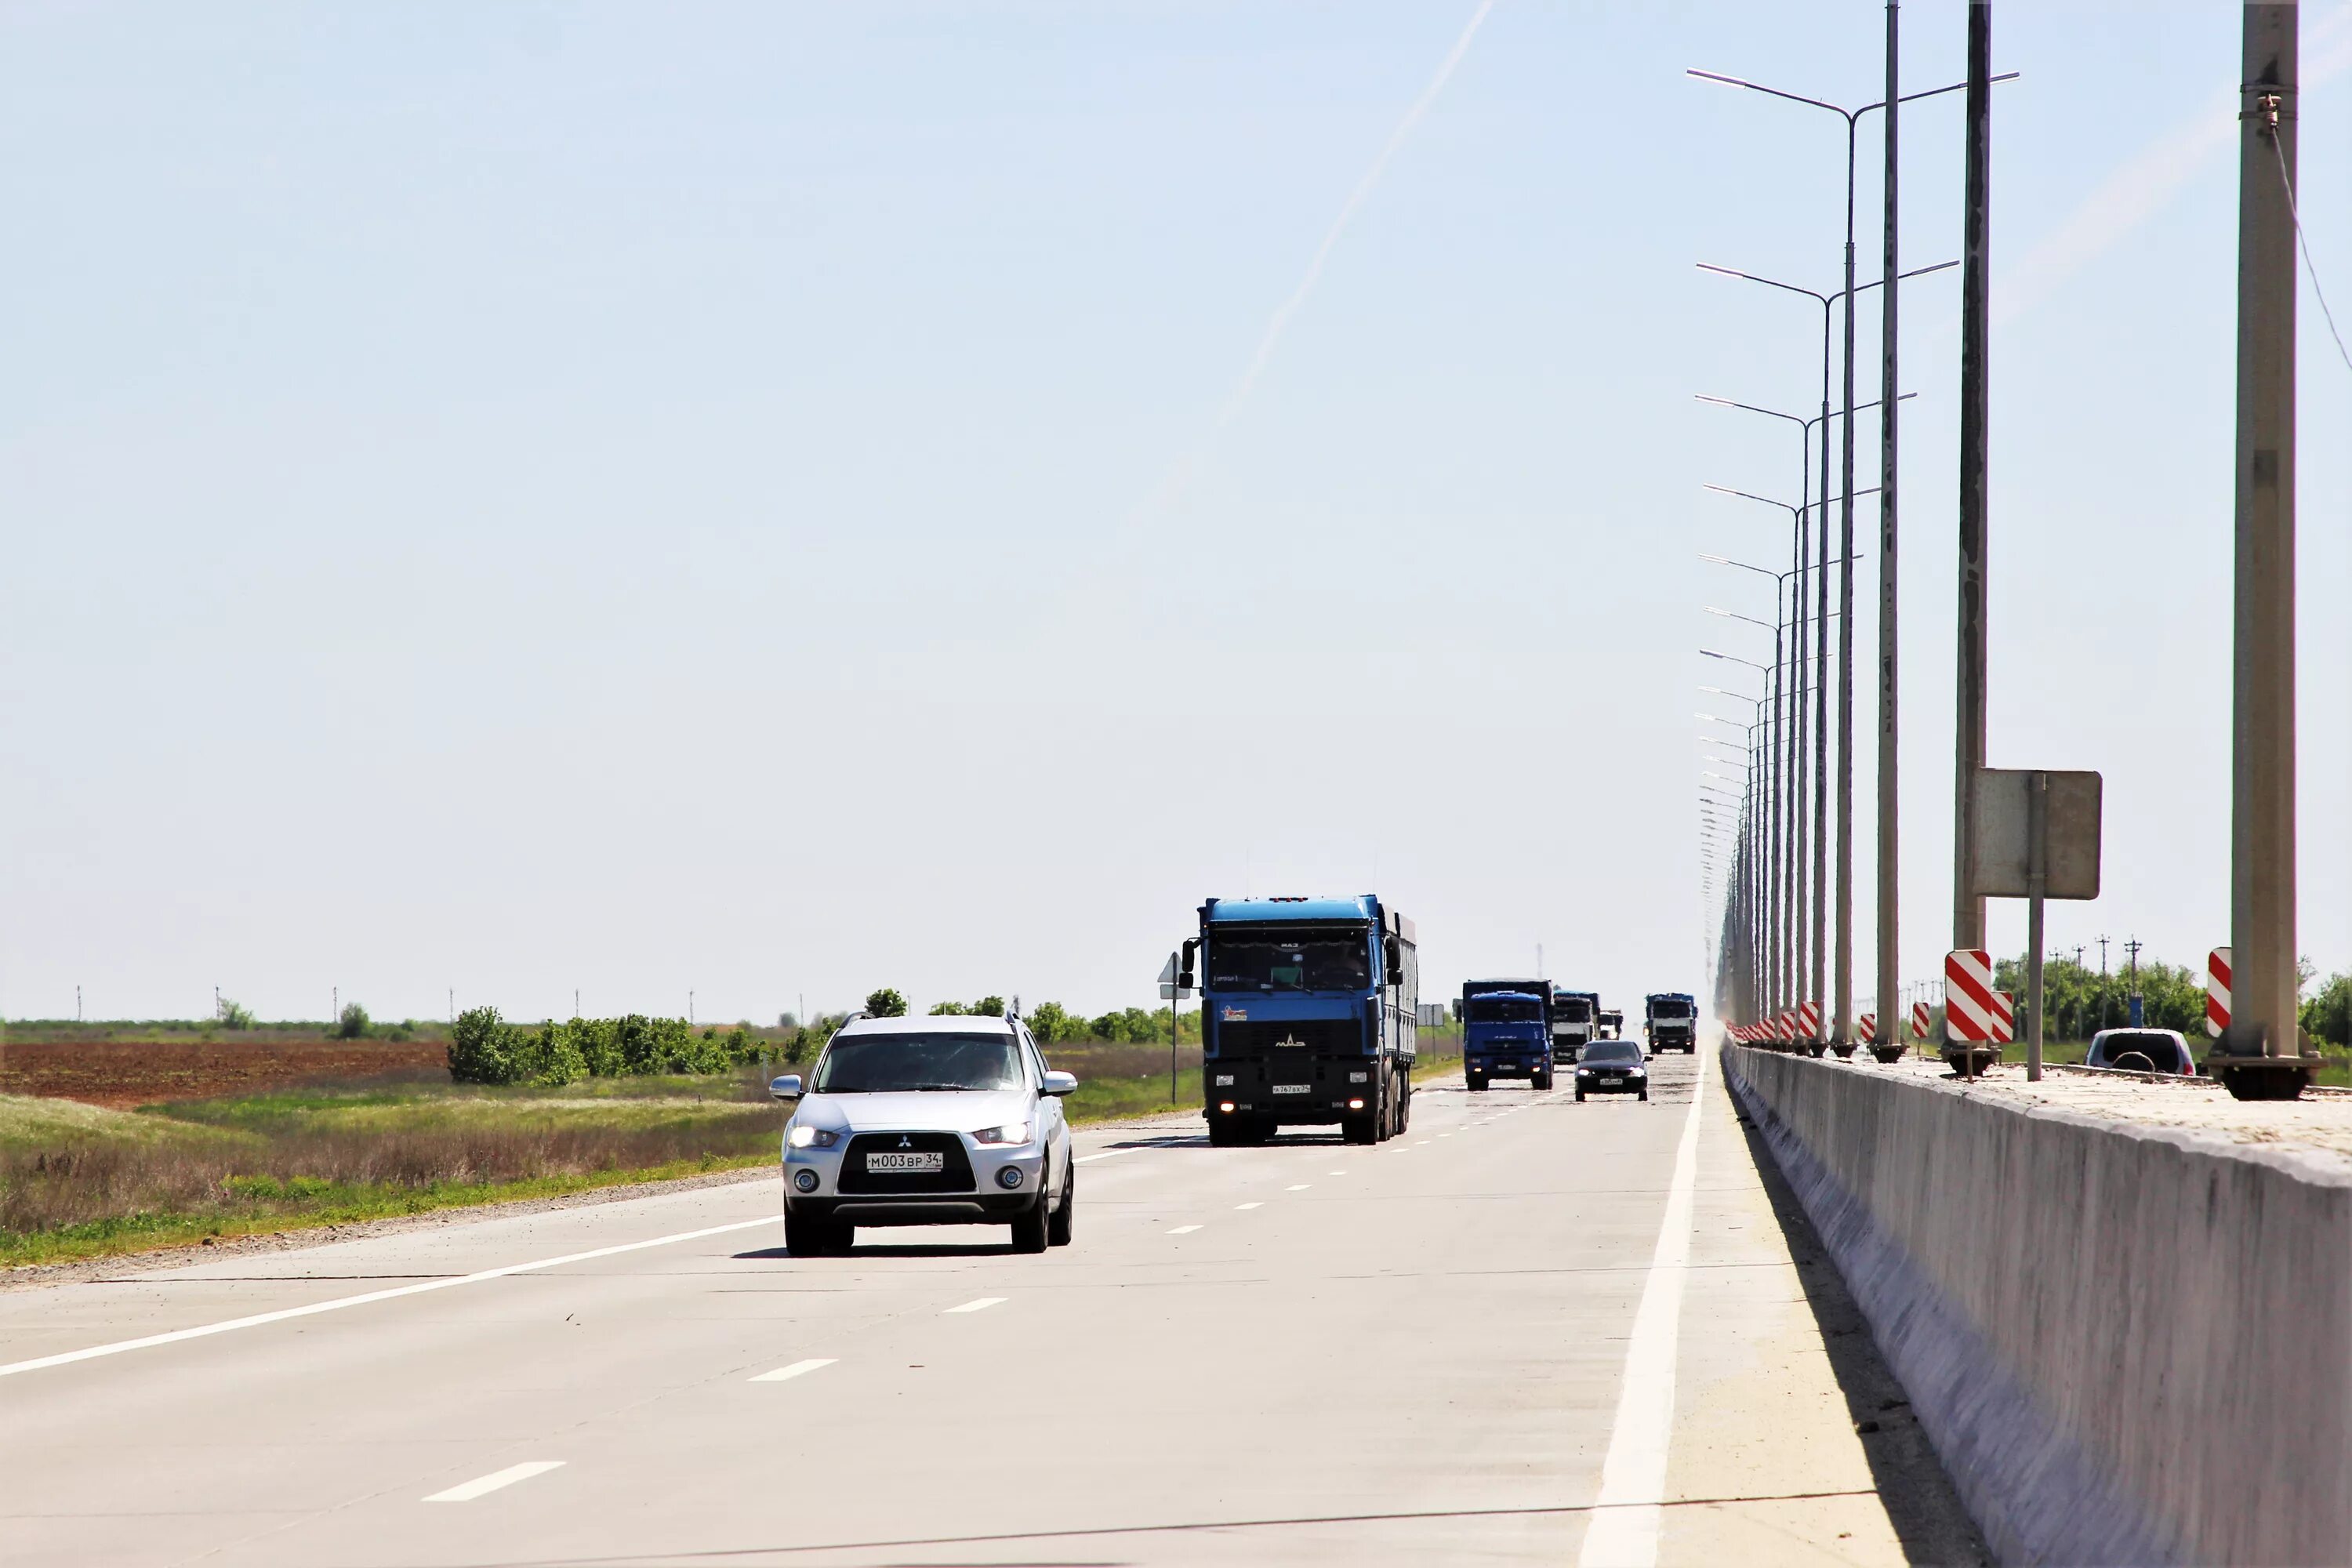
[0,1037,447,1107]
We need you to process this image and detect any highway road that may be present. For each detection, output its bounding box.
[0,1054,1984,1566]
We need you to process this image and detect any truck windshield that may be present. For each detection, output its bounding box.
[1468,997,1542,1023]
[1557,999,1593,1022]
[811,1033,1025,1093]
[1207,934,1370,993]
[1651,1001,1694,1019]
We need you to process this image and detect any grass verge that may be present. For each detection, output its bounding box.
[3,1048,1472,1272]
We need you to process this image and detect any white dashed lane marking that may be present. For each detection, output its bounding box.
[1286,1185,1311,1192]
[943,1298,1005,1315]
[750,1358,836,1383]
[1167,1225,1202,1236]
[1235,1202,1262,1211]
[424,1462,564,1503]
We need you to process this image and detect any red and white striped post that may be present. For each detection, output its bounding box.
[1909,1000,1932,1041]
[2207,946,2233,1039]
[1946,949,1998,1074]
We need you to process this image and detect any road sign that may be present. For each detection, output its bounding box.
[1992,989,2016,1044]
[1859,1012,1876,1045]
[1946,949,1998,1041]
[1797,1000,1821,1039]
[2207,946,2232,1038]
[1909,1001,1932,1040]
[1158,952,1191,1001]
[1970,768,2103,899]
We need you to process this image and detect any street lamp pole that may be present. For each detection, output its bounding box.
[1689,65,2014,1047]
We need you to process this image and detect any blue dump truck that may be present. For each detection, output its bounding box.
[1552,988,1599,1064]
[1461,978,1554,1092]
[1181,895,1418,1147]
[1644,992,1697,1054]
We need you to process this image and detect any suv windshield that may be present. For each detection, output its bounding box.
[812,1033,1025,1093]
[1207,932,1371,993]
[1468,997,1543,1023]
[1586,1041,1642,1065]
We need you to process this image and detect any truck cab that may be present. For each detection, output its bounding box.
[1183,895,1417,1147]
[1551,989,1597,1065]
[1644,993,1697,1054]
[1461,978,1553,1092]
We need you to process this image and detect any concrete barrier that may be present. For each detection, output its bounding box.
[1722,1045,2352,1566]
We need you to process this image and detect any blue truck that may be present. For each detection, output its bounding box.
[1644,992,1697,1054]
[1179,895,1419,1147]
[1461,978,1555,1091]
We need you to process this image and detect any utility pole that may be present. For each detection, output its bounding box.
[1875,0,1903,1066]
[2220,1,2305,1098]
[1952,0,1993,958]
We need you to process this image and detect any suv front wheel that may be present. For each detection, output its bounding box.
[1010,1195,1049,1253]
[1047,1161,1075,1247]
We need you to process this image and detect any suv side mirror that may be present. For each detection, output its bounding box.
[768,1074,803,1102]
[1041,1071,1078,1097]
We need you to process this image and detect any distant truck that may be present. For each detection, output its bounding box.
[1461,978,1553,1092]
[1551,989,1599,1063]
[1598,1008,1624,1040]
[1181,895,1418,1147]
[1644,993,1697,1054]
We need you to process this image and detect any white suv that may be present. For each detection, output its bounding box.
[770,1013,1077,1256]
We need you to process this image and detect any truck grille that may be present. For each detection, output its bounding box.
[1214,1018,1363,1057]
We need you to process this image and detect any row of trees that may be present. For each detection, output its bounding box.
[448,1007,768,1086]
[1984,954,2352,1048]
[866,987,1196,1047]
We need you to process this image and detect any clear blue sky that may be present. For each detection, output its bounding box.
[2,2,2343,1025]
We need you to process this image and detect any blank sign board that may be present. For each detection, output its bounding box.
[1970,768,2102,900]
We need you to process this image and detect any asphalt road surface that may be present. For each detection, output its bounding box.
[0,1052,1984,1566]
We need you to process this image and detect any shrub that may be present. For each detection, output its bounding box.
[336,1003,370,1040]
[2305,974,2352,1050]
[220,1000,256,1030]
[448,1006,524,1085]
[865,988,907,1018]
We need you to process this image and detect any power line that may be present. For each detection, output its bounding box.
[2271,131,2352,373]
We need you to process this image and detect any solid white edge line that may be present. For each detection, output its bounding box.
[423,1461,565,1503]
[750,1356,837,1383]
[0,1214,782,1380]
[1072,1147,1137,1164]
[943,1297,1005,1314]
[1577,1047,1709,1567]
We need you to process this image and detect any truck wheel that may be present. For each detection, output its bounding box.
[1533,1069,1553,1091]
[1467,1073,1488,1092]
[1010,1198,1049,1254]
[1208,1115,1240,1148]
[1342,1110,1377,1145]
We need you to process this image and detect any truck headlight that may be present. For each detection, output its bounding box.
[971,1122,1029,1145]
[787,1125,840,1149]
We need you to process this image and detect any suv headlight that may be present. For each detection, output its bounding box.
[971,1122,1030,1145]
[787,1125,841,1149]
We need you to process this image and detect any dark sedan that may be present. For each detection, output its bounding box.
[1574,1040,1650,1102]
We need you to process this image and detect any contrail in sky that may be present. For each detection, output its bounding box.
[1134,2,1495,521]
[1998,2,2352,326]
[1211,0,1496,431]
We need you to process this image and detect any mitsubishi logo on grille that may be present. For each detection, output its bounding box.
[1275,1033,1305,1048]
[898,1135,913,1148]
